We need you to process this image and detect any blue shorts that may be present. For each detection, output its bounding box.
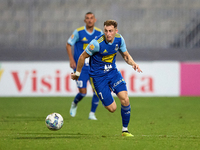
[90,69,127,106]
[76,69,89,88]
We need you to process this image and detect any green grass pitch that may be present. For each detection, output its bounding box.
[0,97,199,150]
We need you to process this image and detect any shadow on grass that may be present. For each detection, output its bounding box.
[1,116,45,122]
[15,136,81,139]
[14,132,90,139]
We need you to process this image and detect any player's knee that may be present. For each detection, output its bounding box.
[106,102,117,113]
[79,88,87,95]
[108,107,116,113]
[121,96,130,106]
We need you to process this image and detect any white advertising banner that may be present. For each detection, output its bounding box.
[0,61,180,97]
[116,61,180,96]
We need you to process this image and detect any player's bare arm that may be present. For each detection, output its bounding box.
[120,51,142,73]
[66,43,76,69]
[71,51,90,80]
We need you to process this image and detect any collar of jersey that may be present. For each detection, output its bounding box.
[84,26,95,35]
[105,36,115,45]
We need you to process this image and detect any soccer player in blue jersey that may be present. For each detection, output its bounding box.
[71,20,142,136]
[66,12,103,120]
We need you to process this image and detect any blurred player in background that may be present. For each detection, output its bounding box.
[66,12,103,120]
[71,20,142,136]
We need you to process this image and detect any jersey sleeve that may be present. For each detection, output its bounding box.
[119,35,127,52]
[85,39,100,56]
[67,29,79,46]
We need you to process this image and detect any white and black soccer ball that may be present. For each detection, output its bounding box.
[45,113,64,130]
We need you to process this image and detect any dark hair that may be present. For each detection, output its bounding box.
[104,20,118,28]
[85,12,94,16]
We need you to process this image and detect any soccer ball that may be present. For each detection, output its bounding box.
[45,113,64,130]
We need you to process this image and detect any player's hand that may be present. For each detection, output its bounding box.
[133,64,142,73]
[70,59,76,69]
[71,73,79,80]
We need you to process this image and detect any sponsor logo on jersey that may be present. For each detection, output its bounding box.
[104,64,112,72]
[115,44,119,51]
[102,53,116,63]
[89,44,95,50]
[113,79,124,87]
[82,37,88,41]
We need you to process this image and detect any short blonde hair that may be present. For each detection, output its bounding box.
[104,20,118,28]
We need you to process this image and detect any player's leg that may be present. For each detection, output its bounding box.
[74,88,87,104]
[104,101,117,113]
[117,90,133,137]
[89,77,99,120]
[70,70,88,117]
[117,91,131,127]
[90,76,116,113]
[88,91,99,120]
[69,88,86,117]
[110,70,133,136]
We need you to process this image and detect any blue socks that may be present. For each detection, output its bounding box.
[73,93,86,105]
[73,92,99,114]
[121,104,131,128]
[90,93,99,113]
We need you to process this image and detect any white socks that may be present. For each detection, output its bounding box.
[89,112,95,115]
[122,127,128,132]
